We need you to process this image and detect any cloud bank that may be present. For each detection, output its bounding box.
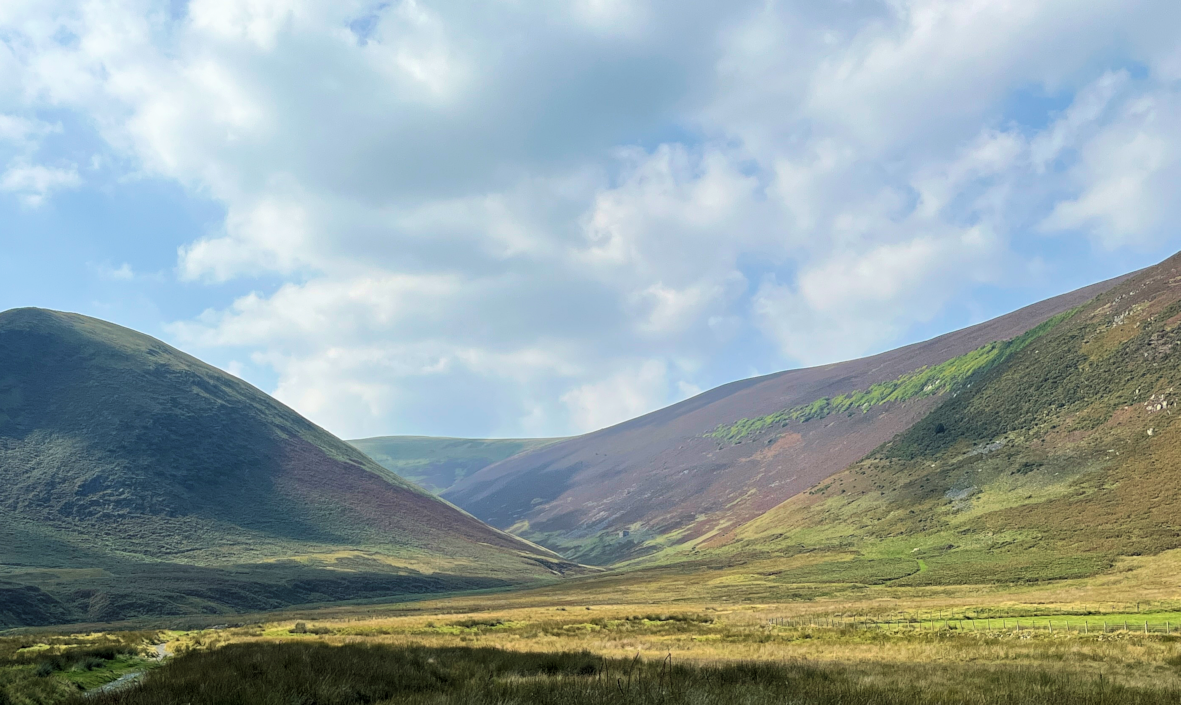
[3,0,1180,437]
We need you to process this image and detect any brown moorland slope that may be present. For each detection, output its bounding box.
[444,276,1129,564]
[710,249,1181,587]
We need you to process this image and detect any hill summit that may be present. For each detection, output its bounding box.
[0,309,575,627]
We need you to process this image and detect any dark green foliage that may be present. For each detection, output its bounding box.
[771,559,920,585]
[79,641,1181,705]
[31,646,138,676]
[0,584,74,628]
[890,552,1114,587]
[882,303,1174,461]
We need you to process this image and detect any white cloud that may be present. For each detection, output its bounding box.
[92,262,136,280]
[0,163,79,206]
[4,0,1181,436]
[754,226,1005,365]
[0,114,58,146]
[561,359,672,433]
[1041,87,1181,249]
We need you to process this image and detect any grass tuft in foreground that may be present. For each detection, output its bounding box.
[83,641,1181,705]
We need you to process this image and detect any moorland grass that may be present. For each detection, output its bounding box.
[79,641,1181,705]
[0,632,157,704]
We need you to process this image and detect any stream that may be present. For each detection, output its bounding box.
[83,642,170,698]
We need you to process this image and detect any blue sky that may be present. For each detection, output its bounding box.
[2,0,1181,439]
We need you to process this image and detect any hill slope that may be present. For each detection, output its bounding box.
[703,251,1181,587]
[348,436,561,494]
[444,276,1128,564]
[0,309,576,627]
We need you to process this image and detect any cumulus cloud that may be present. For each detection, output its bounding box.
[754,227,1005,365]
[1041,87,1181,249]
[91,262,136,281]
[561,359,674,434]
[4,0,1181,436]
[0,163,80,206]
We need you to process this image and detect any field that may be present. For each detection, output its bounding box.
[7,546,1181,703]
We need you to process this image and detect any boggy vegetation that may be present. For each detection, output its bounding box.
[80,640,1181,705]
[0,631,158,704]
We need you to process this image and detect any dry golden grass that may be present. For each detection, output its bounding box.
[158,549,1181,692]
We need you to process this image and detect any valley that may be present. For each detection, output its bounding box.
[7,254,1181,704]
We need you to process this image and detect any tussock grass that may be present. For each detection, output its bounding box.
[79,641,1181,705]
[0,632,159,704]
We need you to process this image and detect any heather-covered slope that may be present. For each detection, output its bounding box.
[348,436,561,494]
[711,251,1181,586]
[444,276,1127,565]
[0,309,577,627]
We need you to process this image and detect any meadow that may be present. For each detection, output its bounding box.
[7,546,1181,704]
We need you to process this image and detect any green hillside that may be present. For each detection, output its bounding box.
[700,254,1181,587]
[0,309,577,627]
[349,436,560,494]
[707,313,1067,445]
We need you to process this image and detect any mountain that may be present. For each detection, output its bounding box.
[0,309,577,627]
[706,251,1181,587]
[443,275,1129,565]
[348,436,561,494]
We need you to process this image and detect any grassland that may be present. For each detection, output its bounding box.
[0,631,160,704]
[8,541,1181,703]
[9,584,1181,703]
[2,538,1181,699]
[80,639,1181,705]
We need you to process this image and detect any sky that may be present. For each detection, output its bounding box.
[2,0,1181,440]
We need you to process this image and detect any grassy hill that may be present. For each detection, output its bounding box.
[443,276,1127,565]
[348,436,561,494]
[0,309,578,627]
[690,251,1181,587]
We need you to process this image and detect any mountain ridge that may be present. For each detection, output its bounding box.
[443,273,1132,564]
[697,250,1181,587]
